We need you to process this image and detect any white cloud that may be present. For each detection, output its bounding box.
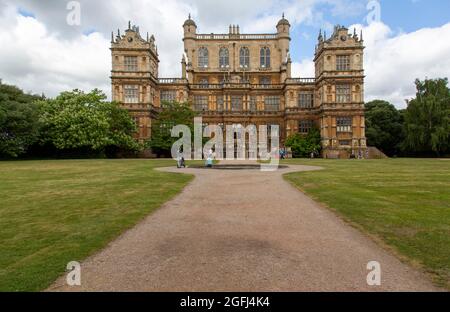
[292,59,315,77]
[0,3,110,97]
[351,21,450,108]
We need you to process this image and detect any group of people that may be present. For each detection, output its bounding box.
[176,148,215,168]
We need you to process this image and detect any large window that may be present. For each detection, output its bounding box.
[336,55,350,71]
[298,92,314,108]
[124,56,138,71]
[194,95,208,111]
[336,84,351,103]
[160,90,176,103]
[249,96,257,112]
[216,96,224,111]
[299,120,313,134]
[337,116,353,133]
[124,85,139,103]
[219,47,229,68]
[198,47,209,68]
[264,96,280,112]
[231,96,243,111]
[260,47,271,68]
[240,47,250,68]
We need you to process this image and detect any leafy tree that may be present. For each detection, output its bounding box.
[403,78,450,156]
[38,89,141,156]
[285,127,322,158]
[0,82,42,158]
[147,101,197,157]
[365,100,404,156]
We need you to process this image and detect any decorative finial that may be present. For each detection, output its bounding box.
[360,29,363,41]
[111,31,114,43]
[146,32,149,41]
[188,13,191,20]
[282,12,285,19]
[128,21,131,30]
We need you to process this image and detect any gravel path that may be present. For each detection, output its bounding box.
[48,161,440,291]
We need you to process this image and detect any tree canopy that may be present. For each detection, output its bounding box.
[403,78,450,156]
[285,127,322,158]
[38,89,141,156]
[147,101,197,157]
[365,100,404,156]
[0,83,42,158]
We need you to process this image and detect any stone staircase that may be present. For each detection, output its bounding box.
[367,146,388,159]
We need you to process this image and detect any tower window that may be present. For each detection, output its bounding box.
[336,84,351,103]
[198,47,209,68]
[219,47,229,68]
[337,116,353,133]
[240,47,250,68]
[264,96,280,111]
[336,55,350,71]
[298,92,314,108]
[194,95,208,111]
[260,47,271,68]
[160,90,176,103]
[231,96,243,111]
[124,85,139,103]
[299,120,313,134]
[124,56,138,71]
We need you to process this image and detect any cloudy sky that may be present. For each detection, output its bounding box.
[0,0,449,108]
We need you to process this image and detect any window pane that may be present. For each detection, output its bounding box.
[336,55,350,71]
[240,47,249,68]
[194,95,208,111]
[336,84,351,103]
[336,116,353,133]
[219,48,229,68]
[124,85,139,103]
[264,96,279,111]
[160,90,176,103]
[299,120,313,134]
[124,56,138,71]
[298,92,314,108]
[198,47,209,68]
[231,96,243,111]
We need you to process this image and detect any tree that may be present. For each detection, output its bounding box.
[38,89,141,156]
[285,127,322,158]
[403,78,450,156]
[0,82,42,158]
[147,101,197,157]
[365,100,404,156]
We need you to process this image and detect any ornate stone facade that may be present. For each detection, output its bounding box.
[111,16,367,158]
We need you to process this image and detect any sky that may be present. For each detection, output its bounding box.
[0,0,449,108]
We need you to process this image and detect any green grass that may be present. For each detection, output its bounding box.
[0,159,194,291]
[283,158,450,289]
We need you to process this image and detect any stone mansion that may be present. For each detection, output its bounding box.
[110,15,367,159]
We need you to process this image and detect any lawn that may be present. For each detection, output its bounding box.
[0,159,194,291]
[283,158,450,289]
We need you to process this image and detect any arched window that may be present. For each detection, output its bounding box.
[240,47,250,68]
[260,47,270,68]
[198,47,209,68]
[219,47,229,68]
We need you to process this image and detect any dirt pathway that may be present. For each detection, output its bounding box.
[49,161,439,291]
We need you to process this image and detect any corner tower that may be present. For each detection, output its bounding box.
[111,22,160,141]
[314,25,366,158]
